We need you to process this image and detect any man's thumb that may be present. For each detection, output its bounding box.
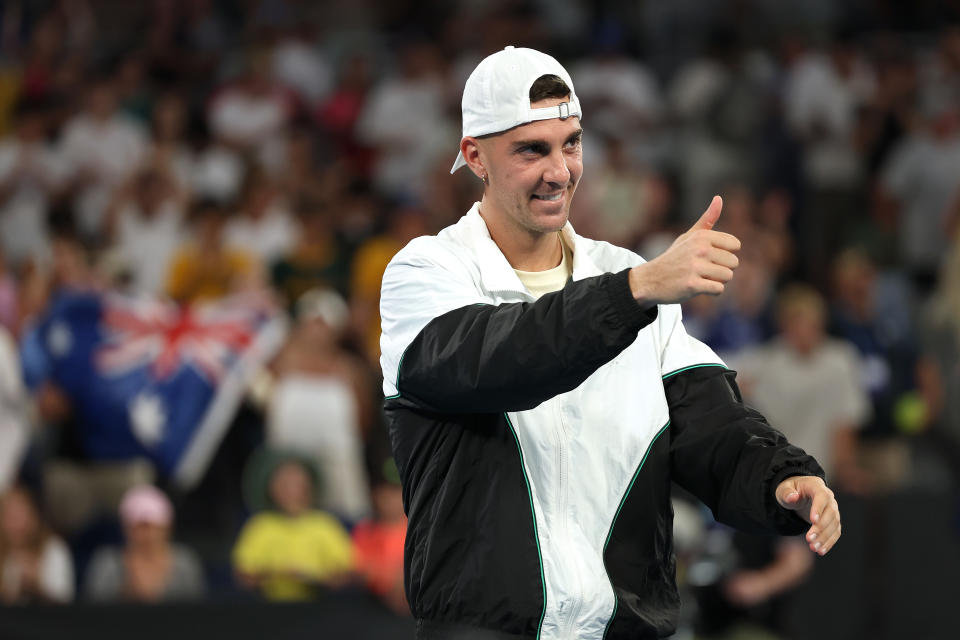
[776,481,801,508]
[691,195,723,231]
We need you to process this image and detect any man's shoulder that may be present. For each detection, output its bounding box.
[572,232,647,272]
[388,216,477,272]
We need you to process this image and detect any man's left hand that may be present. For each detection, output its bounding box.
[775,475,840,556]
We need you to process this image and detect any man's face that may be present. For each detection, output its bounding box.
[476,97,583,236]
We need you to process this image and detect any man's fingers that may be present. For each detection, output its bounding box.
[691,277,725,296]
[808,489,831,524]
[709,231,741,252]
[809,522,841,556]
[708,248,740,270]
[699,263,734,284]
[690,195,723,231]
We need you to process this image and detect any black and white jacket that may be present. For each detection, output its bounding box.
[379,203,822,640]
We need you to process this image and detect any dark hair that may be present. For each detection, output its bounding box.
[529,74,570,102]
[191,197,226,220]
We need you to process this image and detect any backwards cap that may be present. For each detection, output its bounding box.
[451,46,582,174]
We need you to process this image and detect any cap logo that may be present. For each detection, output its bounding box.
[557,102,570,120]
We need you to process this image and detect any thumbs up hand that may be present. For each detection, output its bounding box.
[629,196,741,307]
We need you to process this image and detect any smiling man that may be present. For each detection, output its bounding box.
[380,47,840,640]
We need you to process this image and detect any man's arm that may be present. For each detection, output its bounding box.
[666,365,841,555]
[383,261,656,414]
[666,365,823,536]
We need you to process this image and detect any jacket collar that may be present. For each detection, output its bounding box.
[463,202,604,294]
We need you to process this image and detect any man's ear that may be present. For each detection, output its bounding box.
[461,137,487,182]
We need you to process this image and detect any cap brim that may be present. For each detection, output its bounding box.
[450,150,467,174]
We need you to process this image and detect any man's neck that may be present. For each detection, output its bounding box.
[478,196,563,272]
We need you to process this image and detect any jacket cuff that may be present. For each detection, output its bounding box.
[607,268,658,331]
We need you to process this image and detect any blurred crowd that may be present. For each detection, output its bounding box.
[0,0,958,636]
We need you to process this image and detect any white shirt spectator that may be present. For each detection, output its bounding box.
[59,113,149,236]
[0,139,66,265]
[191,143,245,203]
[267,375,371,521]
[272,36,333,107]
[571,55,664,134]
[356,73,453,198]
[115,200,185,295]
[730,338,870,474]
[784,51,876,189]
[880,130,960,273]
[224,204,299,265]
[209,84,290,149]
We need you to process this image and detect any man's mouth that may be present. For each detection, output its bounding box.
[532,193,563,201]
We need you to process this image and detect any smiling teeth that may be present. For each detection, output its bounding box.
[535,194,561,201]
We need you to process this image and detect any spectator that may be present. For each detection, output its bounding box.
[148,92,196,195]
[0,247,19,333]
[233,450,353,601]
[0,326,29,493]
[224,168,299,266]
[355,42,452,200]
[104,167,187,295]
[692,258,776,359]
[271,24,333,108]
[0,485,74,604]
[351,459,407,614]
[876,90,960,293]
[731,284,873,494]
[165,199,257,304]
[316,54,375,178]
[0,100,66,267]
[350,205,429,365]
[828,247,917,435]
[918,230,960,449]
[58,77,149,239]
[783,31,876,282]
[266,289,374,521]
[271,198,351,307]
[84,484,205,602]
[207,49,294,172]
[575,137,667,247]
[570,46,665,157]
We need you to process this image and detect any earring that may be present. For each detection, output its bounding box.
[480,172,489,184]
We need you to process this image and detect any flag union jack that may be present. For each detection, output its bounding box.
[96,294,264,384]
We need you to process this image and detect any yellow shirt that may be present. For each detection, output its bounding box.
[232,511,353,601]
[165,246,255,304]
[350,235,403,361]
[513,235,572,300]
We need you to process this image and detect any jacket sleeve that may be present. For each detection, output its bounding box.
[380,249,656,414]
[666,365,825,535]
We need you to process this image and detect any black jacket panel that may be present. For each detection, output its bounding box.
[393,269,657,414]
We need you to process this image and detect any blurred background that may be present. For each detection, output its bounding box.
[0,0,957,638]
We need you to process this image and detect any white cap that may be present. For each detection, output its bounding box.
[451,46,582,174]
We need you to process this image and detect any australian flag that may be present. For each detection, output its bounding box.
[21,289,286,489]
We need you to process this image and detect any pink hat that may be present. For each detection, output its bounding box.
[119,485,173,526]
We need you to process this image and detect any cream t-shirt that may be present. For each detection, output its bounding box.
[514,235,573,300]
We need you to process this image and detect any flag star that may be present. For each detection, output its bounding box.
[129,393,167,448]
[48,322,73,357]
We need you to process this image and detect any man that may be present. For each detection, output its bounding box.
[380,47,840,640]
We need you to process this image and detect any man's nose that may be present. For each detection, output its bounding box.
[543,150,570,185]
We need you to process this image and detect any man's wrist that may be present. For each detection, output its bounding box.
[628,264,657,310]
